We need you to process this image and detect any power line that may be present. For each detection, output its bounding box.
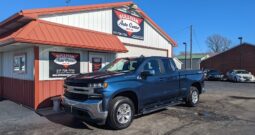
[193,28,204,53]
[171,26,190,35]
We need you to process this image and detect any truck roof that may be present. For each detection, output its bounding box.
[119,56,171,59]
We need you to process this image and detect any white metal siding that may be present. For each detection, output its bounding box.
[167,46,172,57]
[173,58,182,70]
[2,47,34,80]
[39,9,173,51]
[39,46,116,80]
[40,9,112,34]
[118,21,172,50]
[117,45,167,58]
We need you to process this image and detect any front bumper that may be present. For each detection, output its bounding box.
[62,96,108,125]
[237,78,255,82]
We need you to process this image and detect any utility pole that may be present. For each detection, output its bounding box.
[238,37,243,69]
[183,42,187,69]
[190,25,193,69]
[238,37,243,45]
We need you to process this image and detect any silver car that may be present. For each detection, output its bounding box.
[226,69,255,82]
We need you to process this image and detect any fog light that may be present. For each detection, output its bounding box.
[103,82,108,88]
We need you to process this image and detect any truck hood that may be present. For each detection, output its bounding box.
[68,71,127,80]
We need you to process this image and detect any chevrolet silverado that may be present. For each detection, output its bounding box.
[62,56,205,129]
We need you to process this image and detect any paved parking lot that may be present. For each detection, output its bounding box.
[0,81,255,135]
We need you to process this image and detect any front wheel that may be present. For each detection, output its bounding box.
[106,96,134,130]
[186,86,199,107]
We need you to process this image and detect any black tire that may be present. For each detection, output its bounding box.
[186,86,199,107]
[106,96,135,130]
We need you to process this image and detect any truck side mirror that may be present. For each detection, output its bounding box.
[140,70,155,80]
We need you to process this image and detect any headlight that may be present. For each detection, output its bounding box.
[88,82,107,88]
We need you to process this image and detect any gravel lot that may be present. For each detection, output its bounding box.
[0,81,255,135]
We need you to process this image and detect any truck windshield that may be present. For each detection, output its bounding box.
[100,58,143,72]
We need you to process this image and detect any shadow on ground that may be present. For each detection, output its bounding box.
[229,96,255,100]
[45,112,93,130]
[44,112,111,130]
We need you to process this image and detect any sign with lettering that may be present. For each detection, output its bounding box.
[49,52,80,78]
[112,9,144,40]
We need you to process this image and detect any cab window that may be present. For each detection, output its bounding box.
[161,58,176,73]
[143,59,162,75]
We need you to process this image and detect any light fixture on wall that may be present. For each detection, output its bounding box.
[127,3,142,17]
[128,3,138,10]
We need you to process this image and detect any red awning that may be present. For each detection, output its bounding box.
[0,20,127,53]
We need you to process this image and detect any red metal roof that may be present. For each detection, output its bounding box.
[0,20,128,53]
[22,1,133,18]
[0,1,177,46]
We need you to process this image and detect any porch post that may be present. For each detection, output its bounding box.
[34,46,39,109]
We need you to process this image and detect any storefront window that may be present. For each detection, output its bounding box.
[13,53,26,73]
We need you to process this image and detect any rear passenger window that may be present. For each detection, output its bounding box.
[143,60,162,75]
[161,59,176,73]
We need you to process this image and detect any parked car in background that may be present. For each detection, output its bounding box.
[62,56,205,129]
[205,69,224,81]
[226,69,255,82]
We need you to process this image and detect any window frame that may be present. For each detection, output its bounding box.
[13,53,27,74]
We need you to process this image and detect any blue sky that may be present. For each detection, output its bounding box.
[1,0,254,55]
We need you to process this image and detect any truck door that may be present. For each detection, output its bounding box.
[140,59,166,107]
[160,58,180,99]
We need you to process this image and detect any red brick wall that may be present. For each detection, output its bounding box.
[201,44,255,75]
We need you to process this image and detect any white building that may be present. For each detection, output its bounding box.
[173,57,183,70]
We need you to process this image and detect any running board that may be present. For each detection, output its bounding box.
[142,100,184,115]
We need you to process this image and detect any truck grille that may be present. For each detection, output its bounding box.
[64,91,88,101]
[65,82,89,87]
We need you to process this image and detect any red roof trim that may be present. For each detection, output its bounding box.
[22,1,133,18]
[0,13,22,26]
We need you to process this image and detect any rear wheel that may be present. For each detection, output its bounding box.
[106,96,134,130]
[186,86,199,107]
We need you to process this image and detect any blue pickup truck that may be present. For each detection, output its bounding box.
[62,56,205,129]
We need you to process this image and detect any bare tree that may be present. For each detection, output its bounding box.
[206,34,231,53]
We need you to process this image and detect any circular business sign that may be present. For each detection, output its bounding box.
[117,19,141,33]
